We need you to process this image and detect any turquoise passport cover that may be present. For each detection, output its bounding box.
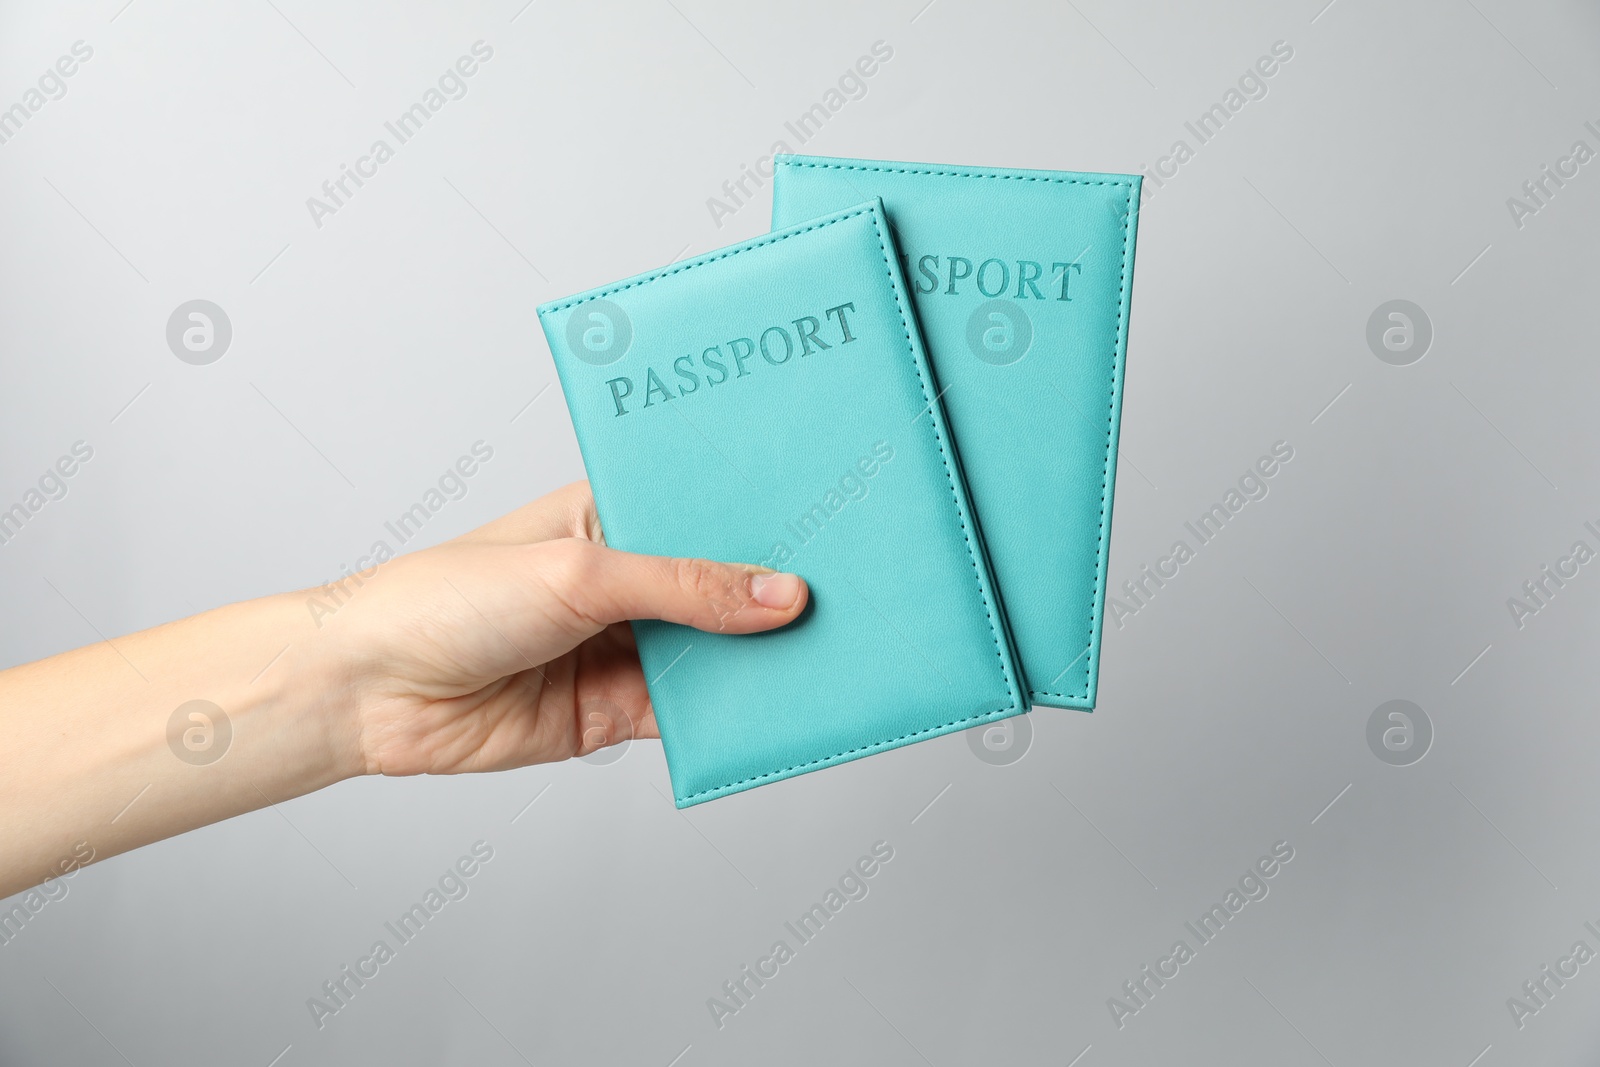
[773,155,1141,709]
[537,201,1026,806]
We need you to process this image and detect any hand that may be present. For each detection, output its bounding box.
[317,481,808,776]
[0,480,807,898]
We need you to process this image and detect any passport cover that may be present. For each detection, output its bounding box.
[773,155,1141,709]
[537,201,1026,806]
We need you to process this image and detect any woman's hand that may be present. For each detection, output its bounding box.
[323,481,807,776]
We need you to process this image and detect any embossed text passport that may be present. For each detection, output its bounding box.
[774,156,1142,709]
[537,201,1026,806]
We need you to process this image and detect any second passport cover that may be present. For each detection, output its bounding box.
[537,201,1025,807]
[774,155,1142,709]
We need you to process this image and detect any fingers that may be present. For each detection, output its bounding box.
[453,481,602,546]
[532,538,808,636]
[571,686,660,761]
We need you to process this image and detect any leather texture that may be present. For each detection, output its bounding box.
[773,155,1141,709]
[537,201,1026,806]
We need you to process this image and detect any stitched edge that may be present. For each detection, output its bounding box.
[776,157,1136,702]
[776,158,1133,189]
[624,206,1026,804]
[678,704,1021,805]
[1059,184,1136,704]
[540,208,873,314]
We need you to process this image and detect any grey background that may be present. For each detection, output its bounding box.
[0,0,1596,1063]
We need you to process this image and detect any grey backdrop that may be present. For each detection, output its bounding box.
[2,0,1598,1063]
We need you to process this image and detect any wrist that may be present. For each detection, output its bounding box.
[257,590,373,785]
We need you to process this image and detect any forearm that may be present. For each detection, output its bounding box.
[0,591,363,898]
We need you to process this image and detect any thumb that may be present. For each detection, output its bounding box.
[536,538,808,635]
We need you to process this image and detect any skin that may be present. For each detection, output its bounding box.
[0,481,807,899]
